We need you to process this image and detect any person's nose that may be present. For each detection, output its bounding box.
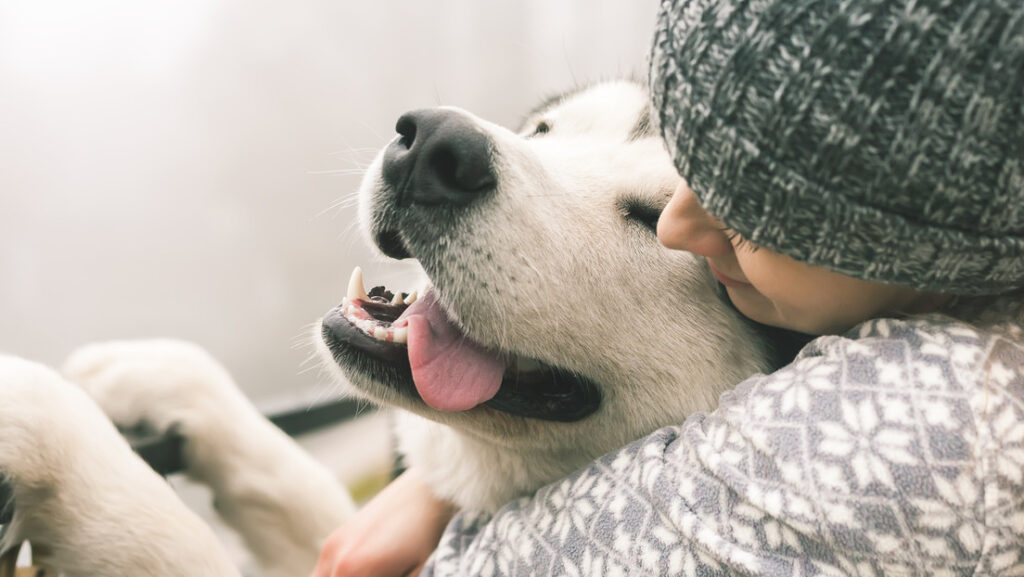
[657,182,734,258]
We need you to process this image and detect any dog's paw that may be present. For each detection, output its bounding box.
[0,354,240,577]
[62,339,249,442]
[64,340,357,574]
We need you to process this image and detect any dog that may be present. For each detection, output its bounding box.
[316,80,776,511]
[0,80,781,576]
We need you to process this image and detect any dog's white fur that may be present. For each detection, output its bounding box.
[0,354,239,576]
[62,340,356,577]
[0,81,769,576]
[318,81,770,511]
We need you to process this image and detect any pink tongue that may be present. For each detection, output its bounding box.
[395,291,504,411]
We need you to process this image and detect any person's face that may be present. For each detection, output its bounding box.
[657,182,947,335]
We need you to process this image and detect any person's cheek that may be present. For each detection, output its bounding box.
[781,277,877,334]
[732,251,823,330]
[732,250,781,295]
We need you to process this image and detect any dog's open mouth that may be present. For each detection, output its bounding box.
[321,268,601,422]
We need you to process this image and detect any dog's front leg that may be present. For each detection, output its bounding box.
[63,340,356,577]
[0,355,239,577]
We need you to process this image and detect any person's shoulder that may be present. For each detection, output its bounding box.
[800,294,1024,365]
[851,291,1024,357]
[765,298,1024,401]
[797,312,1007,373]
[728,311,1008,403]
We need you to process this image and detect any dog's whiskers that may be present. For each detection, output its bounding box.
[316,191,362,219]
[355,120,389,143]
[337,217,363,245]
[305,168,368,176]
[326,147,380,157]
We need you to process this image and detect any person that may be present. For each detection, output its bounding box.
[314,0,1024,574]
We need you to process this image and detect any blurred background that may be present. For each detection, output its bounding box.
[0,0,658,400]
[1,0,658,569]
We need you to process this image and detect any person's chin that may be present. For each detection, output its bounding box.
[725,287,778,327]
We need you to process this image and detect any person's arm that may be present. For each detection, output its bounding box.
[312,468,456,577]
[424,317,1014,576]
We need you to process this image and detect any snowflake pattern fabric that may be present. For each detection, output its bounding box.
[423,310,1024,576]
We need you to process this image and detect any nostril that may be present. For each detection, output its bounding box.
[395,115,417,149]
[429,145,459,189]
[428,140,496,193]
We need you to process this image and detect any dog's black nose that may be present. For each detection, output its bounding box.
[382,109,496,207]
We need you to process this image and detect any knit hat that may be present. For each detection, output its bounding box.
[650,0,1024,295]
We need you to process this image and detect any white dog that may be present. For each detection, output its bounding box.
[0,81,779,576]
[316,80,774,511]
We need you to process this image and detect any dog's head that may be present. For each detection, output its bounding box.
[318,81,770,500]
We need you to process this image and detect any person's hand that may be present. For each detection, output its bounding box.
[312,468,456,577]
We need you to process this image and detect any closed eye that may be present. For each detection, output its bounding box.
[617,198,662,235]
[722,227,761,253]
[529,120,551,137]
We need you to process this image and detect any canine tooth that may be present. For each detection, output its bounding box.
[347,267,369,301]
[390,291,404,306]
[373,326,387,340]
[393,327,408,343]
[404,291,418,305]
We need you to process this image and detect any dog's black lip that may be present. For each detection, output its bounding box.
[375,229,412,260]
[321,305,601,423]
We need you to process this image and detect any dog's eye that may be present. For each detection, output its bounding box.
[618,199,662,235]
[530,121,551,137]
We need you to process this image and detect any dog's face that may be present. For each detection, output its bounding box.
[319,81,768,478]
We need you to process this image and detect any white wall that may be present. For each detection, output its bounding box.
[0,0,659,400]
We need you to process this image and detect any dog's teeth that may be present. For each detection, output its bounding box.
[393,327,408,343]
[373,326,387,340]
[404,291,418,305]
[390,292,404,306]
[347,267,369,301]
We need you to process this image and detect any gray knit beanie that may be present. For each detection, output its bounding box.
[650,0,1024,295]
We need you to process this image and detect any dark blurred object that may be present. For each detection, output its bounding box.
[0,482,10,526]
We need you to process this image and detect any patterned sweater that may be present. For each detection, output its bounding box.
[423,298,1024,576]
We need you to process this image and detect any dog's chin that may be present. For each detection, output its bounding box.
[319,281,602,424]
